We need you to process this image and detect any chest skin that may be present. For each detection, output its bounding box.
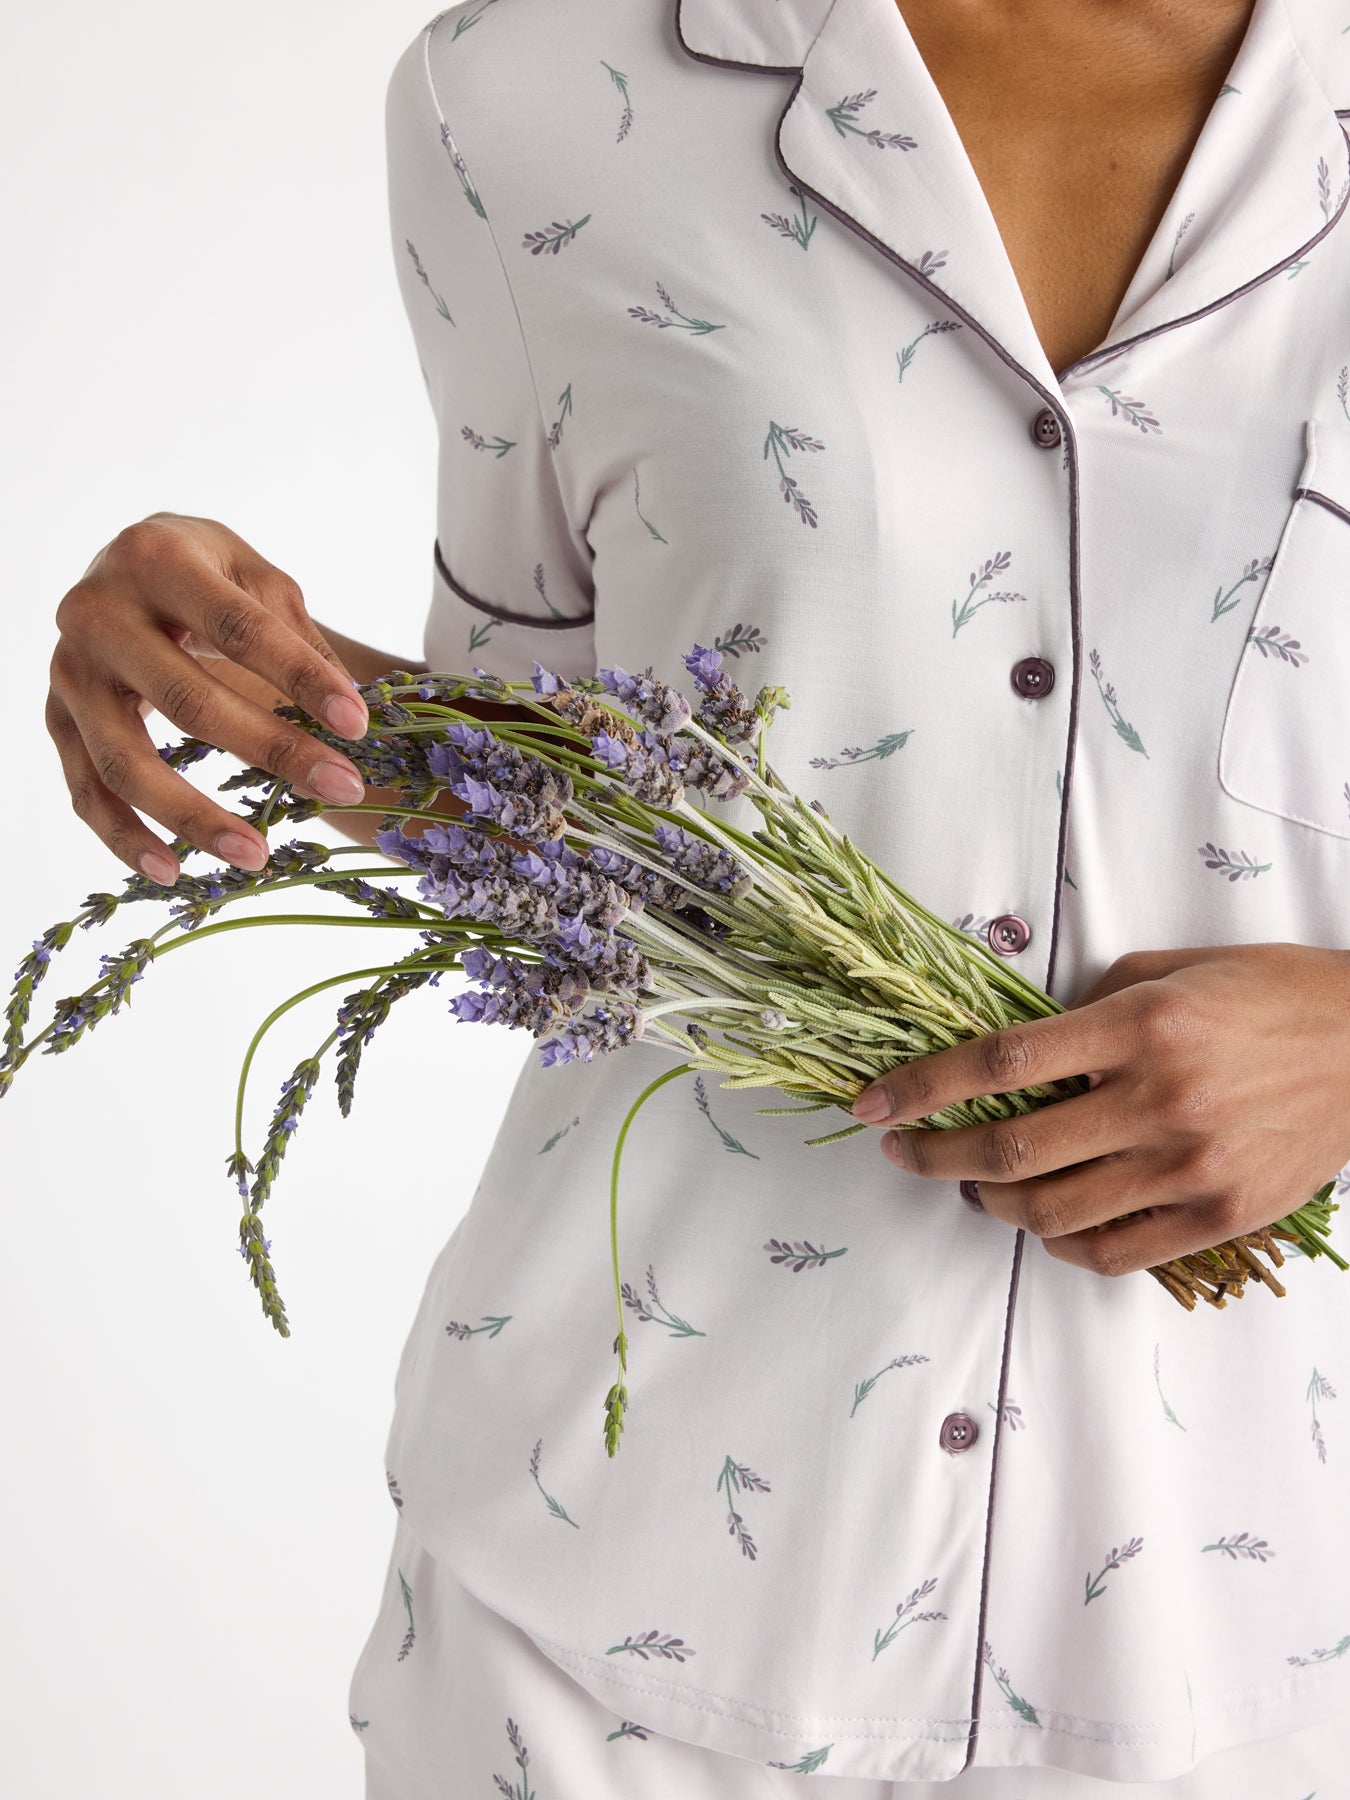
[896,0,1258,376]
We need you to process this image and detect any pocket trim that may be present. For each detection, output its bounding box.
[433,537,596,630]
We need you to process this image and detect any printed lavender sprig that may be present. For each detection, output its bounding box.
[1084,1536,1144,1605]
[951,551,1027,636]
[4,644,1343,1470]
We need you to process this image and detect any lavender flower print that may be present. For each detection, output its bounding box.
[605,1629,695,1662]
[984,1639,1041,1725]
[522,214,591,255]
[605,1720,651,1743]
[630,465,667,543]
[1340,365,1350,424]
[600,60,632,142]
[718,1454,771,1560]
[349,1712,369,1735]
[1308,1366,1336,1463]
[462,424,516,458]
[468,615,502,652]
[533,563,566,619]
[1165,211,1195,279]
[761,184,818,251]
[530,1438,579,1528]
[1210,555,1272,622]
[628,281,724,336]
[985,1396,1024,1430]
[694,1072,759,1156]
[951,550,1028,636]
[915,248,948,276]
[851,1353,930,1417]
[396,1569,415,1660]
[953,911,996,944]
[445,1313,512,1339]
[1097,387,1162,432]
[493,1717,534,1800]
[768,1746,834,1773]
[405,240,453,322]
[1198,842,1271,881]
[826,89,917,151]
[1089,648,1148,756]
[1154,1342,1186,1431]
[386,1470,404,1509]
[537,1114,581,1154]
[449,0,499,41]
[764,420,825,527]
[872,1577,947,1660]
[896,320,962,385]
[1246,623,1308,666]
[440,123,485,219]
[1287,1632,1350,1668]
[1202,1531,1274,1561]
[765,1237,847,1270]
[809,730,913,769]
[713,621,766,659]
[1319,154,1333,223]
[621,1263,705,1337]
[1085,1536,1144,1604]
[545,382,572,451]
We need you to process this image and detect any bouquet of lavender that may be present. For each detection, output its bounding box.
[4,645,1343,1458]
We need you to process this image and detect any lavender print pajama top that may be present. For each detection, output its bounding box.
[349,0,1350,1788]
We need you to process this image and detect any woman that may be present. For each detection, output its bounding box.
[45,0,1350,1790]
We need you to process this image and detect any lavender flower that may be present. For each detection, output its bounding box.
[681,643,760,745]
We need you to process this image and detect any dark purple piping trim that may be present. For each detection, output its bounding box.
[1295,487,1350,527]
[674,6,1345,1772]
[433,538,595,629]
[1053,127,1350,384]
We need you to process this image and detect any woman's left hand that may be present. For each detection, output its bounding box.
[848,943,1350,1275]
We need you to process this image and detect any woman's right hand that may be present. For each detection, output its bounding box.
[47,512,371,886]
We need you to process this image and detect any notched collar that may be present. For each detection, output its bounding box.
[675,0,1350,391]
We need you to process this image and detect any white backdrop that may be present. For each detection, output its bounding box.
[0,3,529,1792]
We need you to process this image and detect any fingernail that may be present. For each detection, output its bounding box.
[138,850,180,886]
[216,831,269,870]
[851,1083,891,1123]
[310,762,366,804]
[324,694,368,738]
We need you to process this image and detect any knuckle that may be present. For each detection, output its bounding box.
[1021,1188,1066,1239]
[898,1061,940,1120]
[260,729,315,777]
[91,741,133,796]
[983,1120,1033,1178]
[109,518,179,570]
[158,675,211,732]
[1135,986,1199,1052]
[1082,1233,1130,1278]
[978,1027,1035,1091]
[267,570,307,615]
[1158,1076,1218,1133]
[67,775,101,822]
[203,598,265,658]
[1209,1188,1250,1235]
[897,1126,931,1173]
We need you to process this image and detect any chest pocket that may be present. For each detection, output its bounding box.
[1218,418,1350,841]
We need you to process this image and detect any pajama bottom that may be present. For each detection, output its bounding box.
[348,1511,1340,1796]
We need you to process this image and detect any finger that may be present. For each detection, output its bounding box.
[1038,1193,1257,1280]
[850,998,1138,1128]
[52,674,283,870]
[46,689,192,884]
[961,1145,1163,1239]
[879,1088,1139,1187]
[129,545,369,740]
[72,631,369,811]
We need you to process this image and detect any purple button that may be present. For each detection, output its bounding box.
[939,1412,979,1454]
[1030,407,1062,448]
[987,914,1031,956]
[1011,656,1054,699]
[959,1179,984,1209]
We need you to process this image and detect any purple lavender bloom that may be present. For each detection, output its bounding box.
[590,732,631,769]
[460,945,495,981]
[683,644,725,690]
[652,823,753,897]
[531,662,564,694]
[596,664,692,734]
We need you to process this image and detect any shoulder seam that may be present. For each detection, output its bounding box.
[419,12,582,551]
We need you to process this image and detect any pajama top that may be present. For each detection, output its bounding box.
[377,0,1350,1781]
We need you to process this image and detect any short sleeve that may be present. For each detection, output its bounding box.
[384,23,597,684]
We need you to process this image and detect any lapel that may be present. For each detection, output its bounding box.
[675,0,1350,392]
